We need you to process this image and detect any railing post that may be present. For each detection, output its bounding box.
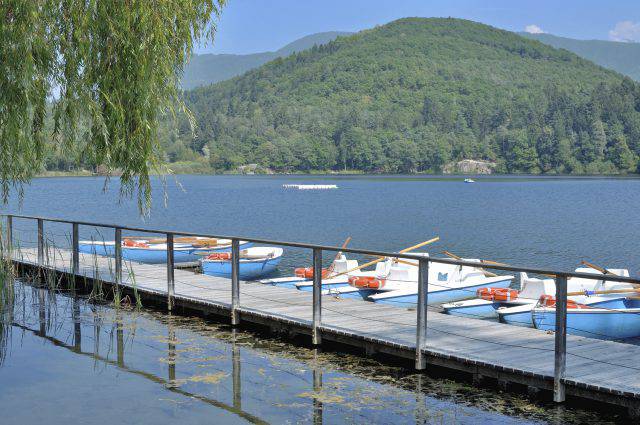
[37,218,44,265]
[416,258,429,370]
[114,228,122,285]
[554,274,568,403]
[72,222,79,274]
[312,248,322,345]
[166,233,175,311]
[231,238,240,325]
[4,215,12,258]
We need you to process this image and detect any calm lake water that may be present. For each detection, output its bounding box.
[0,175,638,424]
[1,174,639,273]
[0,279,627,424]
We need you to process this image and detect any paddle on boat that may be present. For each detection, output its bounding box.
[200,247,283,279]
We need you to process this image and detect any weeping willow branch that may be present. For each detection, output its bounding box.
[0,0,225,213]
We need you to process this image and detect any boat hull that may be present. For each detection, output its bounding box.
[370,278,513,308]
[79,241,253,264]
[444,299,529,319]
[202,256,282,279]
[532,298,638,340]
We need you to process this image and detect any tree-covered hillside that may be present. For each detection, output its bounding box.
[521,33,640,81]
[179,18,640,174]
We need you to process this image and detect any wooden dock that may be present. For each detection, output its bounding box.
[11,247,640,417]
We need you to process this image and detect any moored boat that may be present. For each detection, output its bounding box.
[201,247,283,279]
[363,256,514,307]
[259,253,364,290]
[78,237,253,264]
[443,272,555,320]
[497,267,634,327]
[531,296,640,340]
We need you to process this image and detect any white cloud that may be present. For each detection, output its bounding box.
[609,21,640,42]
[524,24,545,34]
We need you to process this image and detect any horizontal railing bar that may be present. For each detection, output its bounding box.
[3,213,639,284]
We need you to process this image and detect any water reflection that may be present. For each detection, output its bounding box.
[0,280,628,424]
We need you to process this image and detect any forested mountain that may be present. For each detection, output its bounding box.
[177,18,640,174]
[181,31,352,89]
[522,33,640,81]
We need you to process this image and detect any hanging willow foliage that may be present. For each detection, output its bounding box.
[1,0,224,211]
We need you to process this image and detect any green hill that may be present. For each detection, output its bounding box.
[521,33,640,81]
[179,18,640,174]
[181,31,352,89]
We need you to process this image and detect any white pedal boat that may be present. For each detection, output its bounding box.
[443,267,634,326]
[334,255,514,307]
[498,268,633,327]
[259,254,375,290]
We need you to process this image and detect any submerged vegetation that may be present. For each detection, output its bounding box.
[176,18,640,175]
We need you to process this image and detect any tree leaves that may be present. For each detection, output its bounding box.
[1,0,225,213]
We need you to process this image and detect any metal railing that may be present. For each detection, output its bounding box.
[3,213,640,403]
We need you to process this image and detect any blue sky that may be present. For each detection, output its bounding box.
[198,0,639,54]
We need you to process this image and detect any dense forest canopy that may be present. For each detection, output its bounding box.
[176,18,640,174]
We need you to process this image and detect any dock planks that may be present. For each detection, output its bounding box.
[12,247,640,412]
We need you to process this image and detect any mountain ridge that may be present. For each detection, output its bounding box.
[181,31,352,89]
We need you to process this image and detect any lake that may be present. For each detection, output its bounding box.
[0,278,626,424]
[0,174,638,424]
[1,174,639,274]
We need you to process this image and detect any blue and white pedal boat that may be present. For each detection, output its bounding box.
[444,272,556,320]
[367,257,514,308]
[201,247,283,279]
[532,296,640,340]
[259,254,367,290]
[497,267,634,327]
[79,237,253,264]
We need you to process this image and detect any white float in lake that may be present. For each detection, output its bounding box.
[282,184,338,190]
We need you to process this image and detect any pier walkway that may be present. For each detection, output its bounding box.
[11,246,640,416]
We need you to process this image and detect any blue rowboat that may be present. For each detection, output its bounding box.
[532,297,640,340]
[79,238,253,264]
[369,275,513,308]
[201,247,283,279]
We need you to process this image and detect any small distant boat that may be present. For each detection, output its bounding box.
[464,178,475,183]
[201,247,283,279]
[79,237,253,264]
[282,184,338,190]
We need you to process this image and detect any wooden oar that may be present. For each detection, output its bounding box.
[442,251,498,278]
[581,260,614,275]
[330,237,440,279]
[327,237,352,276]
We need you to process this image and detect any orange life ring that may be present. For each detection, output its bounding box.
[538,295,588,309]
[294,267,329,279]
[206,252,232,261]
[123,239,149,248]
[477,287,518,302]
[348,275,385,289]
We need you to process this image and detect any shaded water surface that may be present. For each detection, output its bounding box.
[0,280,625,424]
